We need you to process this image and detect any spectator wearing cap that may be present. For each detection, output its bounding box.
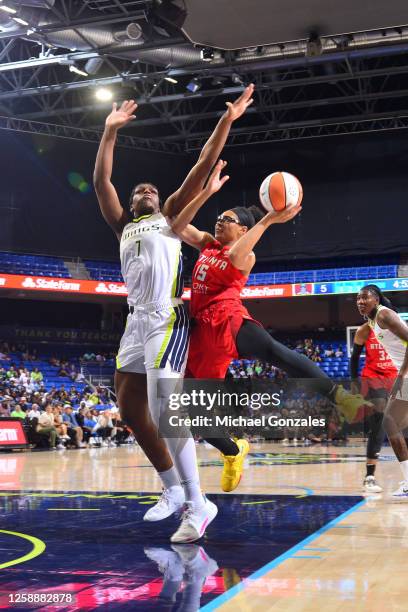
[62,405,85,447]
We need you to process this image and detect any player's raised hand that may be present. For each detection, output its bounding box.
[268,204,302,225]
[205,160,230,195]
[105,100,137,131]
[225,83,254,121]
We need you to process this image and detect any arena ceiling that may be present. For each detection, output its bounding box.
[1,0,408,153]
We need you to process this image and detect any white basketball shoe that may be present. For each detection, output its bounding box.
[170,497,218,543]
[363,476,383,494]
[143,485,185,522]
[391,481,408,500]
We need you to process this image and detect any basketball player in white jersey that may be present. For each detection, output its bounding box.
[357,284,408,499]
[93,88,254,542]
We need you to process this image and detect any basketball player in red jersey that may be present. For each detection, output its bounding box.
[171,163,373,492]
[350,324,397,493]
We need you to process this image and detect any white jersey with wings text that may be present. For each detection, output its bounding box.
[120,213,183,307]
[369,305,408,371]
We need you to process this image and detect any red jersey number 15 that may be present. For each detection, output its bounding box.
[195,264,209,282]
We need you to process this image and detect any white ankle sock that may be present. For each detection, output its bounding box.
[158,466,180,490]
[399,459,408,481]
[165,437,204,506]
[181,477,204,506]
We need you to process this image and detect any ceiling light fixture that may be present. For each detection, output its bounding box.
[69,64,88,77]
[95,88,113,102]
[13,16,29,26]
[0,4,17,13]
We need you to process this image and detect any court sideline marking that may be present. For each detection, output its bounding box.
[200,498,366,611]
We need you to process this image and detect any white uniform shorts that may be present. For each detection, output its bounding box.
[391,377,408,403]
[116,299,189,375]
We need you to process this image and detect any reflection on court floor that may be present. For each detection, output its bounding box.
[0,491,362,611]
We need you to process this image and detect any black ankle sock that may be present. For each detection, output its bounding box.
[205,438,240,456]
[366,464,376,477]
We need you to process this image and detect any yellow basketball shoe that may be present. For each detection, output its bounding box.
[221,439,250,492]
[334,385,374,424]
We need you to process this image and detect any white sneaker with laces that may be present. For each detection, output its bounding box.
[391,481,408,500]
[363,476,383,493]
[170,497,218,544]
[143,485,185,522]
[56,443,66,450]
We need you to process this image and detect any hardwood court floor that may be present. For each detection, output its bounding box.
[0,441,406,611]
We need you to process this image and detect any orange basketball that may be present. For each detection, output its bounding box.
[259,171,303,214]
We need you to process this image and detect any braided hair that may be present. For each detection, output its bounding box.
[361,284,397,312]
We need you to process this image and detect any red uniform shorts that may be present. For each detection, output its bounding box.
[360,375,395,397]
[185,299,256,379]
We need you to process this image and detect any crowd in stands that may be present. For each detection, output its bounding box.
[0,335,353,451]
[0,342,133,451]
[229,337,346,381]
[81,350,116,364]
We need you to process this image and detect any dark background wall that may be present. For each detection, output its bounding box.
[0,128,407,264]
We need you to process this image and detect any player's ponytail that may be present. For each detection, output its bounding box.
[231,204,266,228]
[361,284,397,312]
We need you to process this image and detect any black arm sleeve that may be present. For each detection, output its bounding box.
[350,343,364,379]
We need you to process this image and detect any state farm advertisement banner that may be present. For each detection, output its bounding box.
[0,273,292,300]
[0,273,128,296]
[0,419,28,447]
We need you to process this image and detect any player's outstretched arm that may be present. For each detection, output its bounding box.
[170,160,229,250]
[170,160,229,233]
[93,100,137,237]
[162,84,254,218]
[228,205,302,272]
[350,323,370,393]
